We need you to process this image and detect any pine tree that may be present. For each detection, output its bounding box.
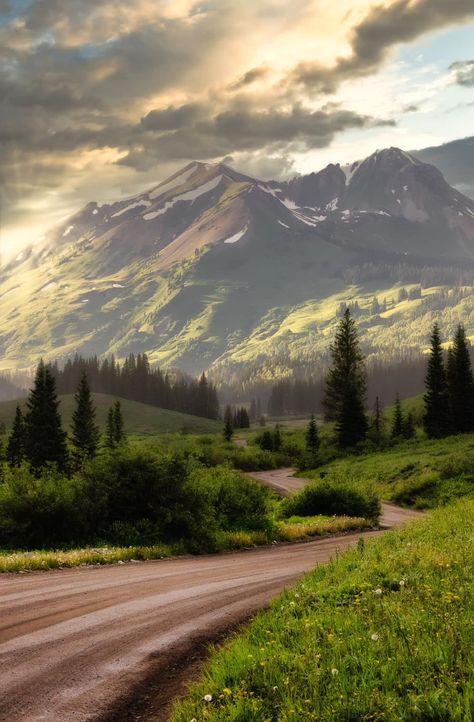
[25,361,68,474]
[402,412,415,439]
[6,404,26,468]
[273,424,282,452]
[240,408,250,428]
[423,324,451,439]
[113,401,125,445]
[106,407,116,448]
[391,394,404,439]
[305,414,320,455]
[447,324,474,433]
[223,405,234,442]
[324,309,368,448]
[71,372,100,465]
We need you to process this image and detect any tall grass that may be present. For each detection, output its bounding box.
[171,500,474,722]
[0,515,373,573]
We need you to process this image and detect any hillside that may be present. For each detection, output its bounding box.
[0,394,221,435]
[171,500,474,722]
[1,147,474,383]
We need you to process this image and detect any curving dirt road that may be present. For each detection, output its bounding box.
[0,469,422,722]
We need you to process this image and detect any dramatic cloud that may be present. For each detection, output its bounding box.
[292,0,474,92]
[0,0,473,251]
[450,60,474,87]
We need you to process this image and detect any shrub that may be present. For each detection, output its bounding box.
[196,466,275,532]
[0,465,88,548]
[80,449,216,545]
[281,480,380,522]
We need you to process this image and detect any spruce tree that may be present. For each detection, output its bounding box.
[324,309,368,448]
[448,324,474,433]
[113,401,125,444]
[24,361,68,474]
[402,412,415,440]
[305,414,320,455]
[6,404,26,468]
[391,394,404,439]
[240,408,250,428]
[273,424,282,452]
[223,405,234,442]
[106,407,116,448]
[423,324,451,439]
[71,372,100,465]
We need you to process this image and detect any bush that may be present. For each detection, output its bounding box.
[281,480,380,522]
[0,465,89,548]
[80,449,216,546]
[196,466,275,532]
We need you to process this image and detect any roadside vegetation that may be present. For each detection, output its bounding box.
[171,500,474,722]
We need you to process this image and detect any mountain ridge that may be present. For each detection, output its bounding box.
[1,146,474,379]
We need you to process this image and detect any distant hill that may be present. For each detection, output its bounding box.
[0,394,221,435]
[413,136,474,199]
[1,146,474,385]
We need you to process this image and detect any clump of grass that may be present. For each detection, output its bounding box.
[171,499,474,722]
[277,515,372,541]
[0,544,175,573]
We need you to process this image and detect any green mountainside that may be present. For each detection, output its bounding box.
[1,145,474,384]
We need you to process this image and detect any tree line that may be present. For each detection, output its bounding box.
[283,310,474,451]
[5,362,124,475]
[48,353,219,420]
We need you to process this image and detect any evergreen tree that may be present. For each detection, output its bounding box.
[273,424,282,452]
[25,361,68,474]
[391,394,404,439]
[223,405,234,442]
[106,407,116,449]
[402,412,415,439]
[240,408,250,428]
[324,309,368,448]
[305,414,320,455]
[447,324,474,433]
[71,372,100,464]
[423,324,451,439]
[6,404,26,468]
[113,401,125,444]
[373,396,382,436]
[259,430,274,451]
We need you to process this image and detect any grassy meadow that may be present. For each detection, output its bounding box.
[0,393,221,435]
[171,500,474,722]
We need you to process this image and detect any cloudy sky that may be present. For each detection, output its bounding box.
[1,0,474,256]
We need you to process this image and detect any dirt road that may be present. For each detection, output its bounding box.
[0,470,422,722]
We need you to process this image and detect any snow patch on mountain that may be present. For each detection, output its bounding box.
[224,224,248,244]
[63,225,75,237]
[174,174,223,203]
[341,161,359,185]
[149,165,197,200]
[111,200,152,217]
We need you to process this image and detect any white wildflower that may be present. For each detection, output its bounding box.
[371,633,379,641]
[331,668,339,676]
[374,588,383,595]
[399,579,406,587]
[203,694,213,702]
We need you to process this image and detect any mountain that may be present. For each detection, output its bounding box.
[413,136,474,200]
[1,148,474,382]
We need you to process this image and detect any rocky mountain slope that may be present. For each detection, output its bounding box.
[1,147,474,379]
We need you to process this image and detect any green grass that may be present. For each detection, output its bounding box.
[0,516,373,573]
[171,500,474,722]
[303,433,474,509]
[0,393,221,435]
